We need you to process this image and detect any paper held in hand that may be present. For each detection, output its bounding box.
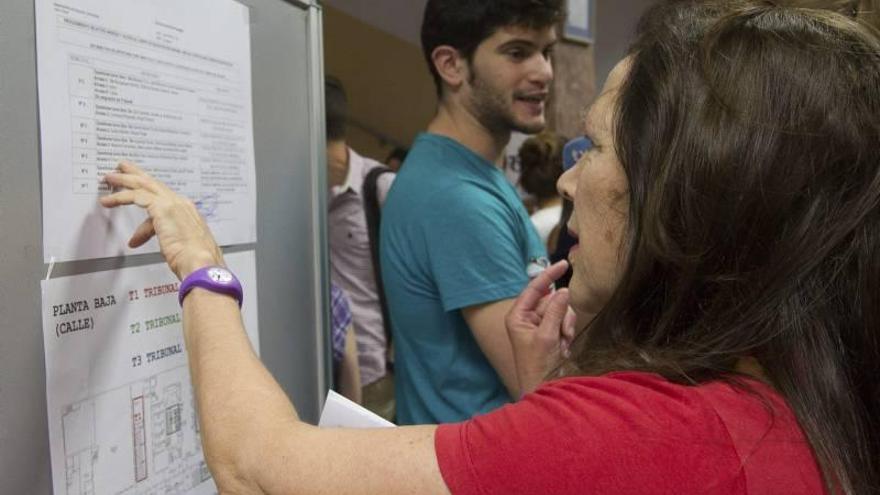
[318,390,396,428]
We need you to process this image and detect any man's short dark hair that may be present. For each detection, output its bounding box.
[325,76,348,141]
[420,0,566,97]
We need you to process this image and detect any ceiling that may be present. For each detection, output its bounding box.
[321,0,426,46]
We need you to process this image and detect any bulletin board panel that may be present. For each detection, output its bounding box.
[0,0,330,492]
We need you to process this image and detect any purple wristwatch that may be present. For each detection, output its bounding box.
[178,266,243,307]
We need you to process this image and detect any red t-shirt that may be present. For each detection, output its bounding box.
[435,372,825,494]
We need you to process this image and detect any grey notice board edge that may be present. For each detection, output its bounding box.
[0,0,329,493]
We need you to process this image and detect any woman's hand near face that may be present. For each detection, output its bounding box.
[100,161,225,280]
[505,260,577,397]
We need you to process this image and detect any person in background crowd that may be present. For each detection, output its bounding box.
[100,1,880,493]
[325,77,396,420]
[518,130,567,250]
[384,147,409,172]
[329,282,361,403]
[379,0,565,425]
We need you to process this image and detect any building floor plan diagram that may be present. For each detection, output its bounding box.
[43,251,258,495]
[61,366,213,495]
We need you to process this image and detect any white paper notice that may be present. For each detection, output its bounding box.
[36,0,257,262]
[41,251,259,495]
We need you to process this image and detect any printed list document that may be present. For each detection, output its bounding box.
[36,0,257,262]
[41,251,259,495]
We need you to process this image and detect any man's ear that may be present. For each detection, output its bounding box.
[431,45,468,92]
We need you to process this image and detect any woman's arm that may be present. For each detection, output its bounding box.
[101,162,447,495]
[182,289,442,494]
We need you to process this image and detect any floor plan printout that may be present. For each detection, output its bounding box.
[42,251,259,495]
[36,0,257,262]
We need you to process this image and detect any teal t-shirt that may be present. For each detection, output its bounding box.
[380,133,547,424]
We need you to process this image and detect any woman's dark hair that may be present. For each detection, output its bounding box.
[860,0,880,29]
[519,130,567,200]
[567,2,880,493]
[420,0,566,97]
[750,0,880,28]
[788,0,860,14]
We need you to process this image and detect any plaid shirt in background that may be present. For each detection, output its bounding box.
[330,282,353,364]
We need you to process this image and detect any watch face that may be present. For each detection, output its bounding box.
[207,267,233,284]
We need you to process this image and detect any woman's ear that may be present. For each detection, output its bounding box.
[431,45,467,93]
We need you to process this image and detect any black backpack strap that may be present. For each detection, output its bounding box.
[363,166,395,359]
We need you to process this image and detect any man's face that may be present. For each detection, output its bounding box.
[464,24,556,135]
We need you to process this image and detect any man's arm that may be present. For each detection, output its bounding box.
[462,298,521,399]
[425,187,538,401]
[338,324,363,404]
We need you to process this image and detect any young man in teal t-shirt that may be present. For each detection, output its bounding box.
[380,0,563,424]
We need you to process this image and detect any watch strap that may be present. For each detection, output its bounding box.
[178,266,243,307]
